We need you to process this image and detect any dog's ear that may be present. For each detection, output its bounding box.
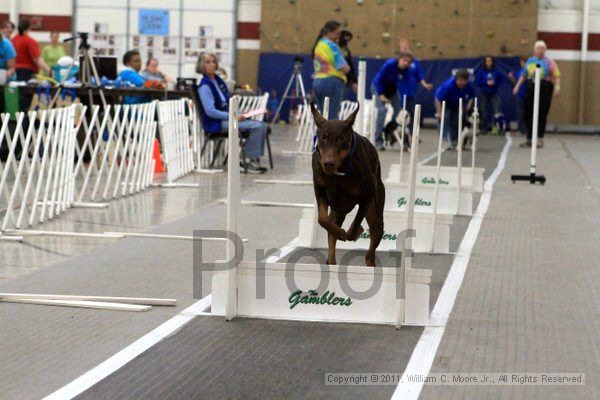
[310,102,327,128]
[344,104,359,128]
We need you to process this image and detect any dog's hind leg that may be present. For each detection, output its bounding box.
[327,210,346,265]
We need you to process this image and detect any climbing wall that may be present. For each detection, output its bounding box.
[260,0,537,59]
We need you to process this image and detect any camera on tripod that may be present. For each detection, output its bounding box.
[63,32,91,50]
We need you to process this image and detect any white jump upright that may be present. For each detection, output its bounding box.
[398,94,408,179]
[430,101,446,252]
[356,59,366,136]
[456,98,463,215]
[471,98,478,171]
[156,99,198,188]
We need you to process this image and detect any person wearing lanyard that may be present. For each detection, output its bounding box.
[513,40,560,149]
[434,69,474,149]
[371,51,415,150]
[197,52,267,174]
[311,20,349,120]
[475,55,505,134]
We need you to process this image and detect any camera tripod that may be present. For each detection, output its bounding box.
[48,32,108,109]
[271,56,310,124]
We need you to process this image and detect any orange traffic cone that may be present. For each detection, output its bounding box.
[152,138,165,173]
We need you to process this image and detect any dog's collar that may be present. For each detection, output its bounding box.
[313,133,358,177]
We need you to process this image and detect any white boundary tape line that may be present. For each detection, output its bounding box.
[391,133,513,400]
[42,294,212,400]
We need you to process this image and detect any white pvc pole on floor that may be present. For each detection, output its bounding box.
[530,67,541,174]
[430,101,445,253]
[225,96,241,321]
[356,59,366,131]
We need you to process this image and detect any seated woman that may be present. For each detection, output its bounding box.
[196,52,267,174]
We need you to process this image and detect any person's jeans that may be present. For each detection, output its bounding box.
[221,119,266,159]
[372,84,401,146]
[313,77,344,120]
[479,92,500,132]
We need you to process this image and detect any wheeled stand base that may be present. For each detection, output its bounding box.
[511,173,546,185]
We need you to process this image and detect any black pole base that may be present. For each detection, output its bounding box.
[511,173,546,185]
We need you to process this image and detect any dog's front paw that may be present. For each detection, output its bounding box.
[346,225,365,241]
[335,229,348,241]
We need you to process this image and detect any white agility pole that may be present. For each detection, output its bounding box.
[356,59,366,132]
[456,98,463,215]
[530,69,540,167]
[511,66,546,184]
[225,96,241,321]
[430,101,445,253]
[396,104,421,329]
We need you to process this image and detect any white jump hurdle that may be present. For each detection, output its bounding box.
[211,97,432,327]
[386,100,484,193]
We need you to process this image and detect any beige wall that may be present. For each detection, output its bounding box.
[236,49,260,88]
[548,60,600,126]
[260,0,537,59]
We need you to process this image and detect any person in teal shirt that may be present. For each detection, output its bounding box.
[0,32,16,81]
[118,50,150,104]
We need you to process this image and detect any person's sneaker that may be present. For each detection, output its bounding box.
[519,140,532,148]
[537,139,544,148]
[244,160,267,174]
[376,144,386,151]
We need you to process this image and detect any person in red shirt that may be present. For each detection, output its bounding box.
[12,19,50,81]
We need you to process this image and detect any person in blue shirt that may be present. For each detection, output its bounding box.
[0,32,16,81]
[475,55,505,134]
[398,39,433,131]
[371,51,415,150]
[435,69,474,149]
[118,50,150,105]
[196,52,267,174]
[509,56,527,135]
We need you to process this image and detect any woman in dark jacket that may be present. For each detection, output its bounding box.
[196,52,267,173]
[475,55,504,134]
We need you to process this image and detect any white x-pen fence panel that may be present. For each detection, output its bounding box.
[76,102,157,203]
[0,106,78,232]
[157,99,195,183]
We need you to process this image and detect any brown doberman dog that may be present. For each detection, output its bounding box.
[311,104,385,267]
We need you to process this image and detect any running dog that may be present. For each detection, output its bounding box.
[311,104,385,267]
